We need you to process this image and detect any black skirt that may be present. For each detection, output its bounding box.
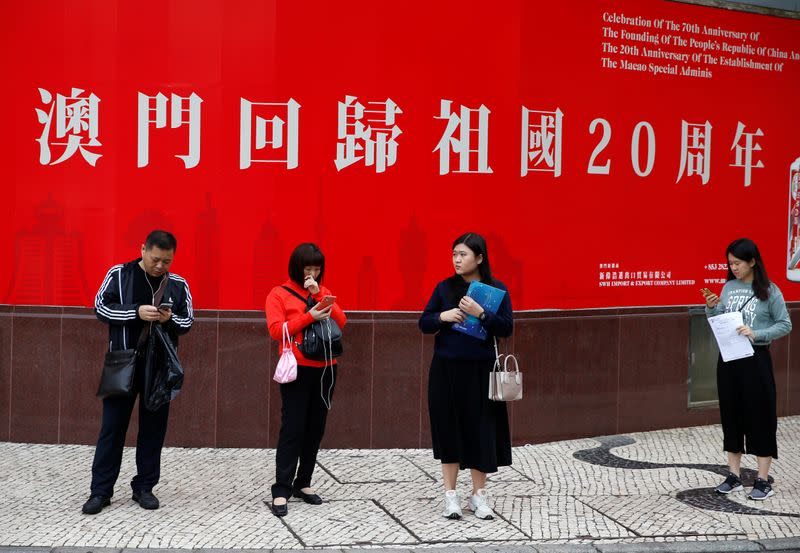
[428,354,512,473]
[716,346,778,458]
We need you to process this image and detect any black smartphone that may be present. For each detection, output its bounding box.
[158,302,173,311]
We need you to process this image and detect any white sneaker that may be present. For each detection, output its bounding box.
[441,490,462,519]
[468,489,494,520]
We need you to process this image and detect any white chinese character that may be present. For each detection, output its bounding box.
[434,100,492,175]
[677,120,712,185]
[35,87,102,166]
[600,273,605,280]
[240,98,300,170]
[606,272,611,280]
[138,92,203,168]
[730,122,764,187]
[521,107,563,177]
[335,96,402,173]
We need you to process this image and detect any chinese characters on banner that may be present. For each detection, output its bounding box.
[36,89,765,187]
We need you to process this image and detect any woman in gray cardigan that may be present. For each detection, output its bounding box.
[704,238,791,501]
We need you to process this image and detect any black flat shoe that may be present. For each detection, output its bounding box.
[293,489,323,505]
[132,490,160,510]
[81,495,110,515]
[271,501,288,517]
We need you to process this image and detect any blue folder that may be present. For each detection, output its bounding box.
[452,281,506,340]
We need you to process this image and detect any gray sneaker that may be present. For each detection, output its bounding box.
[467,488,494,520]
[441,490,462,519]
[715,472,743,494]
[748,477,775,500]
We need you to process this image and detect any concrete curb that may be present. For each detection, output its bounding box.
[2,537,800,553]
[755,537,800,551]
[593,540,763,552]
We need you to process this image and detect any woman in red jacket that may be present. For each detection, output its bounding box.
[265,243,347,517]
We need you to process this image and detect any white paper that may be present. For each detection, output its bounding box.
[707,311,755,362]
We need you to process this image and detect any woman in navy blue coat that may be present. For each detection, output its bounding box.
[419,232,513,521]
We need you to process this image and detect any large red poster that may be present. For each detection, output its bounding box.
[2,0,799,310]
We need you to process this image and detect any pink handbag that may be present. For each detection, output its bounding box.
[273,322,298,384]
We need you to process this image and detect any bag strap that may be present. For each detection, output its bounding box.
[737,295,756,312]
[504,354,520,373]
[136,274,169,349]
[153,275,168,308]
[493,336,503,370]
[281,285,313,311]
[493,336,520,373]
[281,321,291,350]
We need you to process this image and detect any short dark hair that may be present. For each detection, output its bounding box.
[145,230,177,252]
[288,243,325,286]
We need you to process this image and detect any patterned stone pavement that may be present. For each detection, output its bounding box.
[2,417,800,551]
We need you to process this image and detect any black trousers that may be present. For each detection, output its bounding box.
[90,358,170,498]
[717,346,778,459]
[272,364,337,499]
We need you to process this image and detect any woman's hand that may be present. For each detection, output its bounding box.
[439,308,466,324]
[458,296,484,318]
[304,275,320,295]
[737,325,755,340]
[705,293,720,309]
[309,303,332,321]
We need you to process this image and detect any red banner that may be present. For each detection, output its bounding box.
[2,0,800,310]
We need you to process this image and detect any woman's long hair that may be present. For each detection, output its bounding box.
[726,238,771,300]
[446,232,494,303]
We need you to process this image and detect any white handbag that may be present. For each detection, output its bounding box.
[489,338,522,402]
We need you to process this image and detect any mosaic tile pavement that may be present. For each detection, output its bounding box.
[2,417,800,549]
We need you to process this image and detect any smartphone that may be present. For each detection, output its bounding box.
[316,295,336,310]
[158,301,173,311]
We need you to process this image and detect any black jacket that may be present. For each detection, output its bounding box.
[94,258,194,351]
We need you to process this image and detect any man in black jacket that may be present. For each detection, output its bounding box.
[82,230,194,515]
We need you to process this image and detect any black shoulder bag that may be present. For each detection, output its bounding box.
[97,276,167,398]
[281,286,343,361]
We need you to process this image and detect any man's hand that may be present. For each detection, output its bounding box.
[138,305,161,322]
[157,307,172,324]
